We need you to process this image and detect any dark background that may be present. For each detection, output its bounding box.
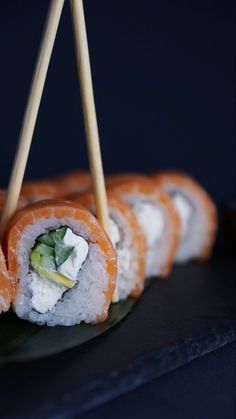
[0,0,235,204]
[0,3,235,418]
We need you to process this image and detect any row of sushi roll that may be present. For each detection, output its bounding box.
[0,170,217,326]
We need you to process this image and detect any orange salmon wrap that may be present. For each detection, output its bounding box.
[0,189,27,210]
[55,171,92,195]
[4,200,116,326]
[21,180,61,203]
[0,190,27,314]
[65,174,149,200]
[0,245,11,313]
[74,192,146,300]
[108,179,181,278]
[106,173,151,188]
[152,171,218,262]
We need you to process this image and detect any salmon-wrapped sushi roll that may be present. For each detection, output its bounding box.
[109,179,180,278]
[56,171,92,195]
[0,189,27,211]
[4,200,116,326]
[106,173,151,188]
[75,192,146,300]
[0,245,11,313]
[152,171,218,262]
[20,180,60,203]
[0,191,27,313]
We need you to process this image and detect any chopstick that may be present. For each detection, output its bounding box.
[0,0,65,238]
[70,0,119,302]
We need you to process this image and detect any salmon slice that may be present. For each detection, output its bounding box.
[0,190,27,313]
[0,245,11,313]
[108,179,181,278]
[55,171,92,195]
[152,171,218,261]
[0,189,27,210]
[73,192,146,299]
[21,180,61,203]
[106,173,151,188]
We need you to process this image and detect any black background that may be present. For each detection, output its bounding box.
[0,3,235,418]
[0,0,235,203]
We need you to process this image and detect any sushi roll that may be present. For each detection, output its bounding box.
[0,191,27,313]
[0,189,27,211]
[0,245,11,313]
[108,179,180,278]
[4,200,116,326]
[152,171,217,262]
[21,180,60,203]
[76,192,146,300]
[106,173,151,188]
[55,171,92,195]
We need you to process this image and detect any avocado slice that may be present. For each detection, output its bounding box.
[30,250,74,288]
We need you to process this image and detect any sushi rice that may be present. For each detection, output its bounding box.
[6,201,116,326]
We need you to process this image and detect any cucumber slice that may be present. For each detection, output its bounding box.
[49,227,67,243]
[37,233,54,247]
[34,243,54,257]
[55,243,74,267]
[41,255,56,271]
[37,227,67,247]
[30,252,74,288]
[30,226,77,288]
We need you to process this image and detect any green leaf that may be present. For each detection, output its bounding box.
[49,227,67,244]
[55,243,74,267]
[37,233,54,247]
[37,227,67,247]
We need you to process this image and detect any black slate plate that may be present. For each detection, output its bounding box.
[0,278,154,364]
[0,252,235,419]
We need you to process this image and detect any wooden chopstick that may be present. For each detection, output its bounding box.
[70,0,119,302]
[0,0,65,238]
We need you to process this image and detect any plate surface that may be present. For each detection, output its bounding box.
[0,278,153,364]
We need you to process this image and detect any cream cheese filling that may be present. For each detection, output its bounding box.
[132,202,164,247]
[171,192,192,239]
[109,217,131,295]
[30,228,88,314]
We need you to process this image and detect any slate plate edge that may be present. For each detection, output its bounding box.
[24,322,236,419]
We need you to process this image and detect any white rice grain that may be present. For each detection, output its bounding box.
[14,216,110,326]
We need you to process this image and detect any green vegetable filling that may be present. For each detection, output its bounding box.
[30,227,75,288]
